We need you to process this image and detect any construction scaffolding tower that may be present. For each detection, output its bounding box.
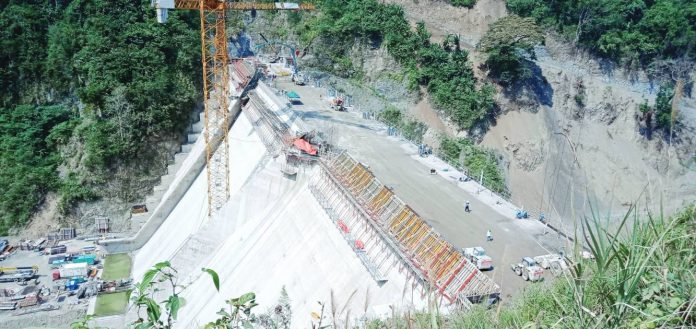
[151,1,315,217]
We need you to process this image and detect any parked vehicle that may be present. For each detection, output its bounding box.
[510,257,544,282]
[534,254,569,276]
[463,247,493,270]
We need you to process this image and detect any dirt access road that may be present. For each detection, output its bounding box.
[275,78,570,300]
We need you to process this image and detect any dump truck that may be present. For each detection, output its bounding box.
[463,247,493,270]
[510,257,544,282]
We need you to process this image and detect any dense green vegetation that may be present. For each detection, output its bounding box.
[640,84,675,133]
[289,0,495,131]
[478,15,544,86]
[506,0,696,66]
[377,106,428,143]
[439,136,507,195]
[448,0,476,8]
[0,105,75,233]
[0,0,200,233]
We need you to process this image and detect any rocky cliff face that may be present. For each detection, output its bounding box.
[378,0,696,223]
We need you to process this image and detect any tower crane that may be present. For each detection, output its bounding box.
[151,1,315,216]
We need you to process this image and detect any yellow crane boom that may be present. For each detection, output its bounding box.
[152,1,315,216]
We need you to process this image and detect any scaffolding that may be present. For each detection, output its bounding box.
[243,91,292,156]
[243,91,318,176]
[231,59,255,93]
[312,151,500,305]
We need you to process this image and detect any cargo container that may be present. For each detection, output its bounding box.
[48,245,67,255]
[59,263,88,278]
[48,255,66,265]
[71,254,96,265]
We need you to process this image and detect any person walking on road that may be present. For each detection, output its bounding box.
[486,229,493,241]
[464,201,470,212]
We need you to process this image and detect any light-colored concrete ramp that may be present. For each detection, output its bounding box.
[132,111,267,280]
[176,163,425,328]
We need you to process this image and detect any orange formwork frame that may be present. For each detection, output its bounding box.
[316,151,500,306]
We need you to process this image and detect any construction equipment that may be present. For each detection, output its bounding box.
[313,151,501,304]
[151,1,315,216]
[255,34,301,74]
[286,90,302,104]
[463,247,493,270]
[59,263,89,279]
[292,72,306,85]
[534,254,568,276]
[510,257,544,282]
[329,97,344,111]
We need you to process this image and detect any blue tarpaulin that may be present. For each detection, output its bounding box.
[286,91,300,99]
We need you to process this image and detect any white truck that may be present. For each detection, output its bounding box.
[463,247,493,270]
[510,257,544,281]
[534,254,569,276]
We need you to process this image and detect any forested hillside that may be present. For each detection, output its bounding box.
[0,0,200,234]
[507,0,696,66]
[287,0,496,131]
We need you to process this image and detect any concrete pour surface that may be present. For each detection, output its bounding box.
[274,78,570,300]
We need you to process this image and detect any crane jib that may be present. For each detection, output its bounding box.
[154,1,315,11]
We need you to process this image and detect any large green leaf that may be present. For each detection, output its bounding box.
[202,268,220,291]
[238,292,256,305]
[168,295,181,320]
[140,268,158,290]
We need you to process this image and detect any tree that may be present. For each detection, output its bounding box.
[654,84,675,130]
[506,0,696,65]
[478,15,545,85]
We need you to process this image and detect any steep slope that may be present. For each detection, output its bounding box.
[382,0,695,222]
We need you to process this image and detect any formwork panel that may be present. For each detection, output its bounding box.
[351,171,374,195]
[403,224,430,250]
[369,187,393,213]
[378,198,404,222]
[388,209,412,233]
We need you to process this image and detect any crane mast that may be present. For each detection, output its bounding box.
[151,1,314,216]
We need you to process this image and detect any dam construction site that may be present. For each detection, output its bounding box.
[84,57,569,327]
[0,1,693,328]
